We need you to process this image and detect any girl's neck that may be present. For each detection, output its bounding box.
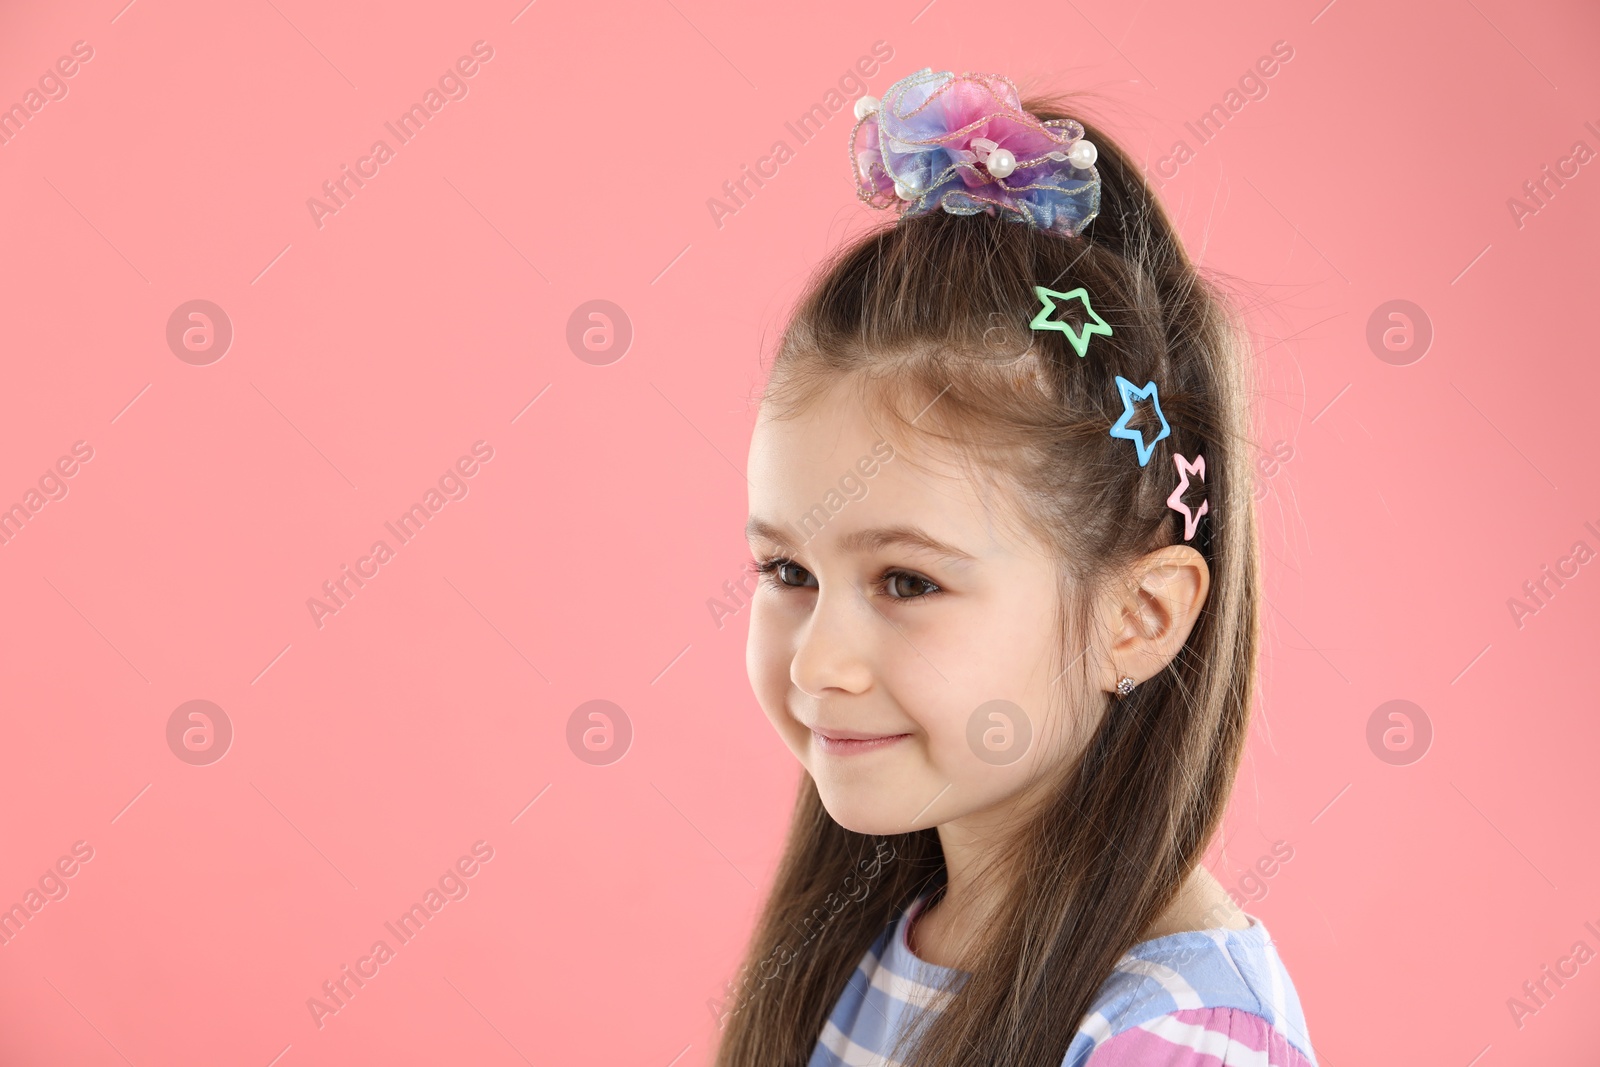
[908,824,1010,968]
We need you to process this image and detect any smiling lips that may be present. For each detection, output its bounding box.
[808,725,913,756]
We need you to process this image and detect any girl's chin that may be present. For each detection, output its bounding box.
[823,808,906,837]
[813,785,927,837]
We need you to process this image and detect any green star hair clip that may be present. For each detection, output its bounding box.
[1029,285,1113,358]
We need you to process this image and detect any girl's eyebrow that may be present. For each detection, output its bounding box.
[837,525,976,563]
[746,517,976,564]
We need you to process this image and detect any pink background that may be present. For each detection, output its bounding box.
[1,0,1597,1063]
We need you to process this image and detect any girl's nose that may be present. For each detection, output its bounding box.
[789,586,875,698]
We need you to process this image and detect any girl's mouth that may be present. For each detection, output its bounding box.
[809,729,913,756]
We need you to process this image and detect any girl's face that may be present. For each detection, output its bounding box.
[745,380,1097,837]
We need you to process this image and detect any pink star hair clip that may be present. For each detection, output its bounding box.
[1166,453,1208,542]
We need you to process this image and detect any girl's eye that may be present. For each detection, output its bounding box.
[882,570,940,600]
[752,557,817,589]
[776,561,816,588]
[748,558,941,601]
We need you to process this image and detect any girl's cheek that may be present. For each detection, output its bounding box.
[746,601,793,717]
[745,590,773,658]
[914,704,983,775]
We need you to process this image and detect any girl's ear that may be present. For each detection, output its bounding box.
[1095,545,1211,693]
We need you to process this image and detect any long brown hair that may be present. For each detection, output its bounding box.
[715,90,1261,1067]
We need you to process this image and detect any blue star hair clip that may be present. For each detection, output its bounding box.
[1029,285,1112,357]
[1108,376,1170,467]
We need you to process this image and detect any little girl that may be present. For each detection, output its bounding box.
[716,68,1317,1066]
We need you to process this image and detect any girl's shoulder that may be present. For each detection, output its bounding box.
[1064,917,1319,1067]
[808,900,1318,1067]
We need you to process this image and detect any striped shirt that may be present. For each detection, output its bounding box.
[809,894,1318,1066]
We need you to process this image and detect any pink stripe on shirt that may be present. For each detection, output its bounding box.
[1087,1007,1316,1066]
